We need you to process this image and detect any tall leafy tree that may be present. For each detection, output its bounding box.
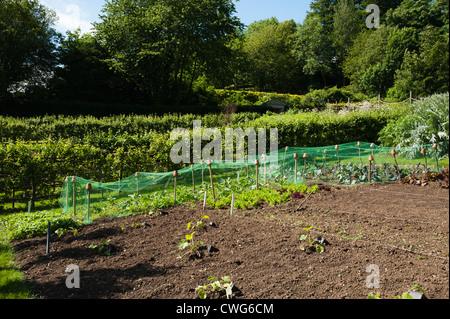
[295,14,335,88]
[243,18,302,92]
[94,0,242,105]
[332,0,362,86]
[55,30,131,102]
[0,0,59,98]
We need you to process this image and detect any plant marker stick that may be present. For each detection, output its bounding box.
[208,161,215,200]
[230,193,235,216]
[72,176,77,216]
[46,221,51,255]
[293,153,298,183]
[255,159,259,190]
[173,170,178,205]
[420,148,427,172]
[433,144,440,172]
[203,191,207,210]
[368,155,374,183]
[86,183,92,222]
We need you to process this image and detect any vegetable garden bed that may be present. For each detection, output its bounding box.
[11,180,448,299]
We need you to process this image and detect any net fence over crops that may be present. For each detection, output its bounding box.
[59,141,443,222]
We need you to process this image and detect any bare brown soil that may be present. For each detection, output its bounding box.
[13,181,449,299]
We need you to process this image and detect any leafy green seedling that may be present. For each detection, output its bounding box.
[196,276,233,299]
[394,283,427,299]
[89,239,112,256]
[178,229,204,258]
[300,226,325,253]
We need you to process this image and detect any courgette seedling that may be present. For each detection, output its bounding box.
[196,276,233,299]
[89,239,112,256]
[178,222,205,258]
[393,283,427,299]
[300,226,325,253]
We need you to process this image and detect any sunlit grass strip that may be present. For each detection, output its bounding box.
[0,236,33,299]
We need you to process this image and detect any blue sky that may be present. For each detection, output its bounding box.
[41,0,313,34]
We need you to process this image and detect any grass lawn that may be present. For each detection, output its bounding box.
[0,238,33,299]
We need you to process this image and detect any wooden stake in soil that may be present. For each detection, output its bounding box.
[191,165,195,192]
[201,159,204,184]
[230,193,235,216]
[72,176,77,216]
[46,221,51,255]
[357,141,362,167]
[335,145,340,168]
[433,143,440,172]
[118,168,122,195]
[135,172,139,195]
[261,154,267,185]
[368,155,374,183]
[293,153,298,183]
[173,170,178,205]
[391,149,400,178]
[86,183,92,223]
[370,143,375,164]
[207,161,216,201]
[245,155,249,178]
[65,177,69,211]
[302,153,307,176]
[255,159,259,190]
[420,148,428,172]
[283,146,288,175]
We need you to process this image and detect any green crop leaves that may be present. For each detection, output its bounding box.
[0,210,82,241]
[196,275,233,299]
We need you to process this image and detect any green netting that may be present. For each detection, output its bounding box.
[59,141,443,222]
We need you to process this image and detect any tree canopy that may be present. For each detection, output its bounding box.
[0,0,448,111]
[0,0,59,98]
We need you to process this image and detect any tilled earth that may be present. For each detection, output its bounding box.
[13,181,449,299]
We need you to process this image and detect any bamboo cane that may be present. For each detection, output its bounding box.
[294,153,298,183]
[207,161,215,200]
[433,143,440,172]
[420,148,428,172]
[255,159,259,190]
[86,183,92,222]
[173,170,178,205]
[191,165,195,192]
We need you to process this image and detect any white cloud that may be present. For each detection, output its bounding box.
[42,1,94,34]
[57,4,93,34]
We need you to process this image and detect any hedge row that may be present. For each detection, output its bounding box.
[0,105,408,206]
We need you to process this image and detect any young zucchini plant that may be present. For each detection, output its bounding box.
[178,222,205,258]
[300,226,325,253]
[196,276,233,299]
[89,239,113,256]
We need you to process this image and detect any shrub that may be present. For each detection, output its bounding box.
[378,93,449,158]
